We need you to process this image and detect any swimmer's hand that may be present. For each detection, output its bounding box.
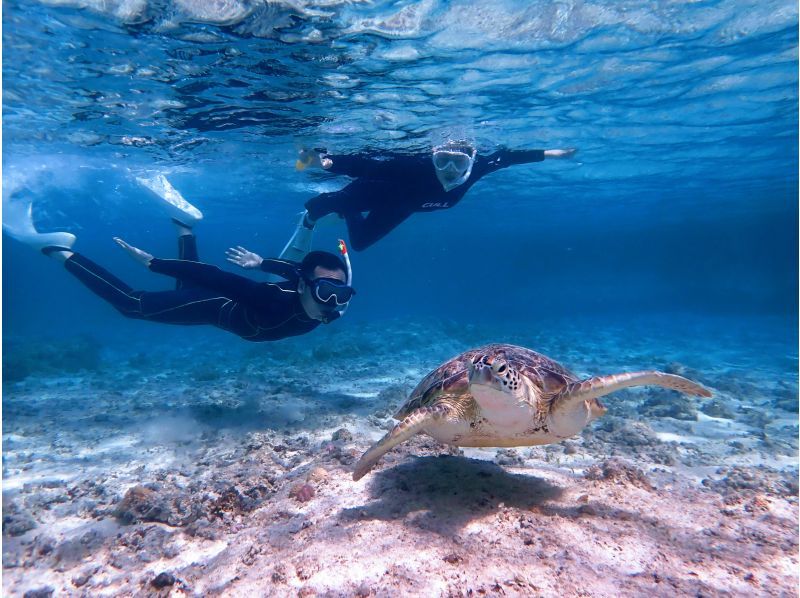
[114,237,153,267]
[226,246,263,269]
[296,149,332,171]
[544,148,577,159]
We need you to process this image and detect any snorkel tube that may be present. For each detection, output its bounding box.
[337,238,353,315]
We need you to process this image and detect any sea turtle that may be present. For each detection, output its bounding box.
[353,344,711,480]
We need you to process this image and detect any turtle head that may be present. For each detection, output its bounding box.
[467,353,525,404]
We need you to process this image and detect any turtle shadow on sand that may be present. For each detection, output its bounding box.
[340,456,563,535]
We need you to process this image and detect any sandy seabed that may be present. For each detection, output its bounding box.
[3,318,798,597]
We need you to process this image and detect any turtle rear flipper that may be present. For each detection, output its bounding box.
[353,405,451,481]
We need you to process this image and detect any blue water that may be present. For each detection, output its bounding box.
[2,0,797,394]
[2,3,799,594]
[3,0,797,447]
[4,0,797,344]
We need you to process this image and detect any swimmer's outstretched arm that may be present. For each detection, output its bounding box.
[226,246,300,279]
[115,238,279,304]
[297,148,419,179]
[478,147,577,176]
[153,256,282,304]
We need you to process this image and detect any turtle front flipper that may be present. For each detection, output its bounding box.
[562,371,711,403]
[548,370,712,438]
[353,405,451,481]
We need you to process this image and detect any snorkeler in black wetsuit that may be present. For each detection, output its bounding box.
[68,236,351,340]
[277,141,576,257]
[3,177,355,342]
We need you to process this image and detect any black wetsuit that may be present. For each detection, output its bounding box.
[64,235,333,341]
[305,149,546,251]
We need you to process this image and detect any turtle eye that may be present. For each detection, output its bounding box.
[492,361,508,375]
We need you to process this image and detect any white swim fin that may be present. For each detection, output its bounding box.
[279,211,314,262]
[136,174,203,227]
[2,202,76,253]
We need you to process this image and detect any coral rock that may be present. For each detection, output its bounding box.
[151,572,177,588]
[307,467,328,483]
[289,483,316,503]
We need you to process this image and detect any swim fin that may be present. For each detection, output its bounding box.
[279,211,314,262]
[2,201,76,253]
[136,174,203,227]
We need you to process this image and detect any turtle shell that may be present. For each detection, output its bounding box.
[395,343,579,419]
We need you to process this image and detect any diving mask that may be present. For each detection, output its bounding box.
[306,238,355,314]
[432,146,476,191]
[305,277,356,307]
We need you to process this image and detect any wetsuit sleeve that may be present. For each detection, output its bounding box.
[324,153,423,179]
[477,149,546,176]
[149,258,283,305]
[259,258,299,280]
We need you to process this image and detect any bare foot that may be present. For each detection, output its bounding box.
[113,237,153,267]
